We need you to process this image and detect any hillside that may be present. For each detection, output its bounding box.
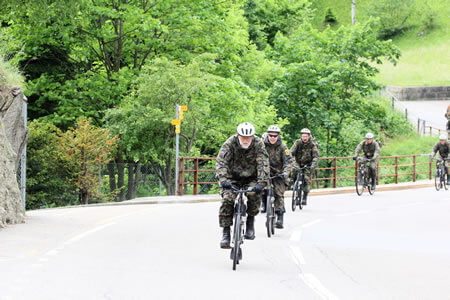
[310,0,450,86]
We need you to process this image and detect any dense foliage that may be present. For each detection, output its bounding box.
[1,0,423,205]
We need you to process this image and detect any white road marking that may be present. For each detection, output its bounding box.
[38,257,49,262]
[336,210,371,217]
[301,219,322,228]
[299,273,339,300]
[290,245,306,265]
[290,230,302,242]
[63,222,116,246]
[45,249,59,256]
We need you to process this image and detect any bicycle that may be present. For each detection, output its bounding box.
[263,174,283,238]
[228,185,255,271]
[355,157,376,196]
[433,158,449,191]
[291,166,309,211]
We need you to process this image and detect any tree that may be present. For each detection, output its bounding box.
[106,55,277,195]
[269,20,400,185]
[58,118,118,204]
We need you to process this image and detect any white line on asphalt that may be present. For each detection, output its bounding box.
[45,249,59,256]
[299,273,339,300]
[63,222,116,246]
[31,264,43,268]
[301,219,322,228]
[336,210,371,217]
[290,230,302,242]
[38,257,49,262]
[290,245,306,265]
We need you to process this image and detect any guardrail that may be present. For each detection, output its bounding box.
[178,154,436,195]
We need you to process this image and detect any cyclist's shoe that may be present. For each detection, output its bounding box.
[244,216,255,240]
[220,227,231,249]
[275,212,284,229]
[301,192,308,206]
[260,199,266,213]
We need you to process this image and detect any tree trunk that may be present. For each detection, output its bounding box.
[107,163,116,194]
[117,152,125,201]
[127,161,134,200]
[131,162,142,199]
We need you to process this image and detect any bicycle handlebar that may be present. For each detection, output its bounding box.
[292,165,311,171]
[357,157,373,162]
[229,186,256,193]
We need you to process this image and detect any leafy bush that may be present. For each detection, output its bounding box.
[26,120,78,209]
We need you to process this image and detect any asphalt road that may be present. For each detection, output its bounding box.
[1,187,449,300]
[399,100,450,130]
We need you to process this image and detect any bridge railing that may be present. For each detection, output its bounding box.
[178,154,435,195]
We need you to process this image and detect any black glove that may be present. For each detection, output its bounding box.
[254,184,264,194]
[221,181,232,189]
[352,156,357,161]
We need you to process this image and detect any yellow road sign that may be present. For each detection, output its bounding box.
[180,105,188,112]
[180,111,184,120]
[171,119,181,126]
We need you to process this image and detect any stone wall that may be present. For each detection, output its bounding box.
[0,83,27,227]
[387,85,450,101]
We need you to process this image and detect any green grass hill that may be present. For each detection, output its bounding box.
[310,0,449,86]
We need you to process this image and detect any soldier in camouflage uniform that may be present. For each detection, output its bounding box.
[290,128,319,205]
[446,106,450,140]
[261,125,292,229]
[216,122,269,249]
[353,132,381,190]
[431,134,450,185]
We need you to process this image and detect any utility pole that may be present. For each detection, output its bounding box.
[352,0,356,25]
[171,105,188,195]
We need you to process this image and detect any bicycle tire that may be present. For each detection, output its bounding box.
[298,186,303,210]
[266,195,272,238]
[435,170,441,191]
[232,211,241,270]
[443,172,448,190]
[356,172,364,196]
[271,212,275,235]
[291,181,298,211]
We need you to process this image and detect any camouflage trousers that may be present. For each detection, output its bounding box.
[263,177,286,213]
[436,155,450,175]
[293,168,313,193]
[219,181,261,228]
[364,156,378,182]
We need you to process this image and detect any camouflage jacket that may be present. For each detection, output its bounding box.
[216,135,269,186]
[354,140,381,160]
[263,135,292,176]
[290,138,319,169]
[432,142,449,159]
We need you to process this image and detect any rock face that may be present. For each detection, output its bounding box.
[0,83,26,227]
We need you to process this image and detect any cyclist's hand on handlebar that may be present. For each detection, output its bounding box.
[221,181,232,189]
[352,156,357,161]
[254,184,264,194]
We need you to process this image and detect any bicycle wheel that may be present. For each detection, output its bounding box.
[298,186,303,210]
[291,181,298,211]
[266,195,272,238]
[231,212,241,270]
[435,170,441,191]
[270,210,275,235]
[356,172,364,196]
[444,174,449,190]
[368,177,375,195]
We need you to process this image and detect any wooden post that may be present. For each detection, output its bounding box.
[412,155,416,182]
[395,156,398,184]
[193,158,199,195]
[429,158,433,180]
[178,157,185,196]
[333,157,337,188]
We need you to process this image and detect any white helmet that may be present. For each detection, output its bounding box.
[365,132,374,139]
[237,122,255,137]
[300,128,311,135]
[267,125,281,133]
[439,134,448,140]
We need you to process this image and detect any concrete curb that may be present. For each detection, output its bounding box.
[35,180,437,211]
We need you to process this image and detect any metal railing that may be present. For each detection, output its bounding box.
[178,155,436,195]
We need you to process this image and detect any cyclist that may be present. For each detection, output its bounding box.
[290,128,319,205]
[430,134,450,185]
[261,125,292,229]
[353,133,381,190]
[216,122,269,249]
